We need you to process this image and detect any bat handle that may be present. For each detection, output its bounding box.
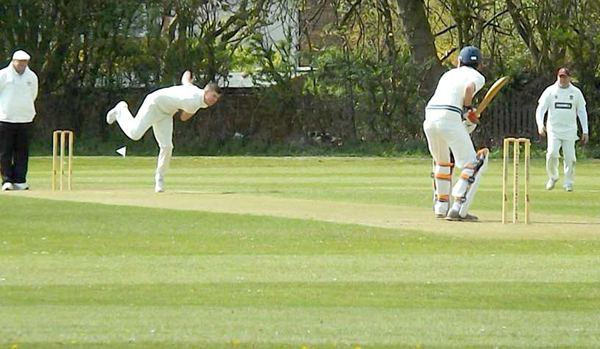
[466,110,480,124]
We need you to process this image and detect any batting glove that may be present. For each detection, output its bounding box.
[463,106,480,125]
[463,119,477,134]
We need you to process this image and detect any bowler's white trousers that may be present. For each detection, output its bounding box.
[546,136,576,188]
[114,96,174,176]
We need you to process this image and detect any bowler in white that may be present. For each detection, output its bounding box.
[106,71,221,192]
[535,67,589,192]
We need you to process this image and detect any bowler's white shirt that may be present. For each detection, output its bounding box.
[536,82,588,140]
[149,85,207,116]
[0,65,38,123]
[427,66,485,113]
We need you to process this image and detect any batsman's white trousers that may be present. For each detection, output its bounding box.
[546,136,576,187]
[114,97,174,176]
[423,111,477,169]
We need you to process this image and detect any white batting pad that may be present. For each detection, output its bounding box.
[451,149,489,217]
[433,162,454,216]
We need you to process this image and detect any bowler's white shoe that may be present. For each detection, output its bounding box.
[564,185,573,192]
[155,174,165,193]
[13,183,29,190]
[106,101,127,125]
[2,182,14,191]
[545,178,558,190]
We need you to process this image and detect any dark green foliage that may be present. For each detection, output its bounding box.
[1,0,599,155]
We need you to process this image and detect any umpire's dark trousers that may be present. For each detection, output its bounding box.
[0,121,32,184]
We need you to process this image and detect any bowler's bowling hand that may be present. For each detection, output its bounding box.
[181,70,193,86]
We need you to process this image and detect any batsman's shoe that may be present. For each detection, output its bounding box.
[106,101,127,125]
[564,185,573,192]
[12,183,29,190]
[435,213,447,219]
[445,209,478,222]
[545,178,558,190]
[2,182,14,191]
[155,174,165,193]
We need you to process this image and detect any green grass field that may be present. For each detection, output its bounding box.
[1,156,599,348]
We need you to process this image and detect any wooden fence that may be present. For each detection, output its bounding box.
[474,90,540,148]
[31,87,595,154]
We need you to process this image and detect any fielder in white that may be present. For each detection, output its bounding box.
[424,46,488,221]
[106,71,221,192]
[536,67,589,192]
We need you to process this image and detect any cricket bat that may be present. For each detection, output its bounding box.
[475,76,510,118]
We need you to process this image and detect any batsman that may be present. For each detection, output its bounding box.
[423,46,488,221]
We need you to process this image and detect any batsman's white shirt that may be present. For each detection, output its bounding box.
[424,66,485,169]
[536,82,588,140]
[426,66,485,113]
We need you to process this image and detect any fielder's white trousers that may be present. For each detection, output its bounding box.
[115,97,174,176]
[423,112,477,169]
[546,136,576,188]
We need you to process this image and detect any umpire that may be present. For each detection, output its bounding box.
[0,50,39,191]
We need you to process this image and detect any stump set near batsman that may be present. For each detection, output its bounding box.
[502,138,530,224]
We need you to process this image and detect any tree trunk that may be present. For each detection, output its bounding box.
[396,0,444,96]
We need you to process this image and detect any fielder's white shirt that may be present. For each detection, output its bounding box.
[536,82,588,140]
[426,66,485,117]
[0,65,38,123]
[149,85,207,116]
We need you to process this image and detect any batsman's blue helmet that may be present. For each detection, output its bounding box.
[458,46,482,68]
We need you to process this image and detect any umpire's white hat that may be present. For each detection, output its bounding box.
[12,50,31,60]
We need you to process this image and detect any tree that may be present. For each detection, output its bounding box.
[396,0,444,95]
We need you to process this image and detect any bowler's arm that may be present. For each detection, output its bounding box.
[180,111,194,121]
[181,71,193,86]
